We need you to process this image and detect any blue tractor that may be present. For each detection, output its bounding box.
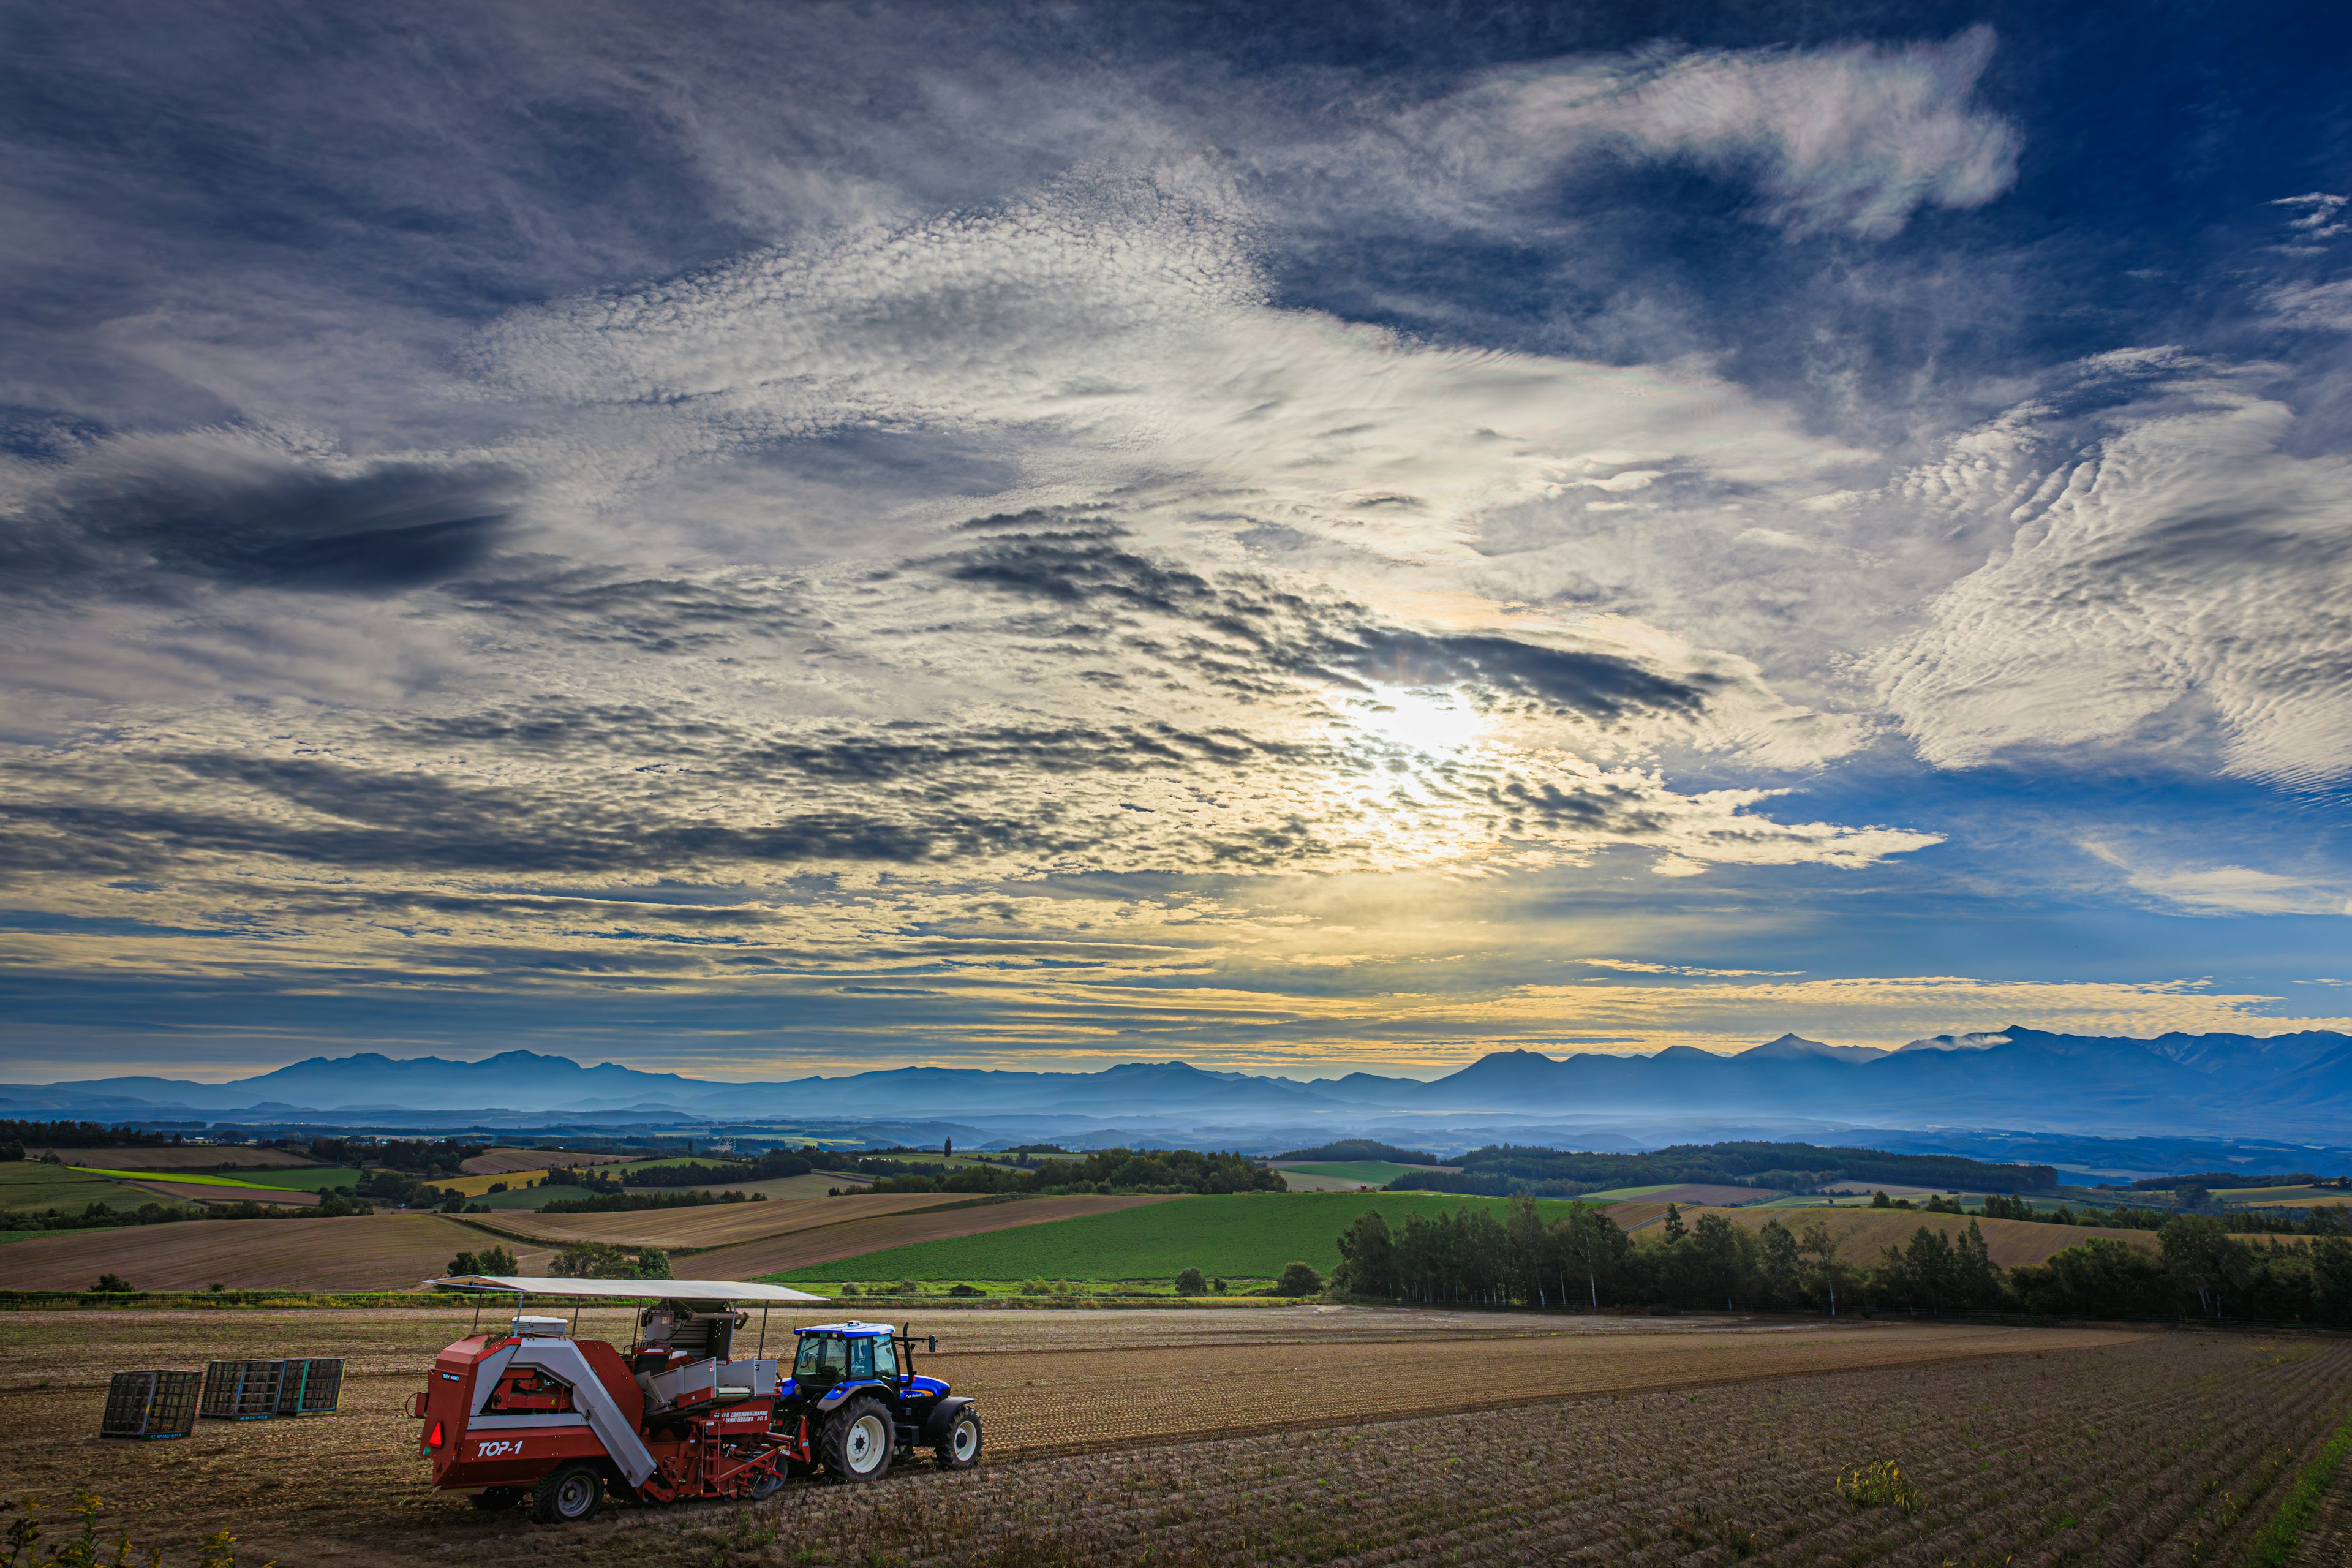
[775,1321,982,1482]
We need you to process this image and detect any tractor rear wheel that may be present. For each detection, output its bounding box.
[820,1398,894,1483]
[470,1487,523,1511]
[532,1462,605,1524]
[935,1407,983,1470]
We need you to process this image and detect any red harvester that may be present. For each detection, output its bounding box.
[412,1273,831,1522]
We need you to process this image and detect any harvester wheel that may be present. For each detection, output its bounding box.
[532,1462,605,1524]
[820,1398,894,1483]
[745,1463,785,1501]
[470,1487,523,1511]
[935,1408,983,1471]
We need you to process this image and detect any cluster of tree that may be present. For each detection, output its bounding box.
[1275,1140,1441,1165]
[551,1242,673,1280]
[537,1188,759,1214]
[443,1245,519,1278]
[304,1137,486,1177]
[1,1120,184,1153]
[624,1149,815,1188]
[2125,1172,2350,1193]
[1327,1198,2352,1324]
[1978,1192,2346,1237]
[1387,1142,2057,1200]
[861,1147,1283,1196]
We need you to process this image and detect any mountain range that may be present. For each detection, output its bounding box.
[7,1026,2351,1142]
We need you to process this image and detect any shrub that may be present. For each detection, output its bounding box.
[89,1273,132,1293]
[445,1245,518,1278]
[634,1246,672,1281]
[1836,1459,1920,1513]
[1175,1267,1207,1296]
[949,1283,984,1297]
[1275,1262,1322,1297]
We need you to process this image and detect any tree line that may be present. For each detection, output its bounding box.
[859,1147,1283,1196]
[1387,1142,2059,1200]
[1330,1198,2352,1324]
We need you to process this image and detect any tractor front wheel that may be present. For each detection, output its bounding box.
[935,1408,983,1470]
[532,1462,606,1524]
[470,1487,523,1511]
[820,1398,894,1483]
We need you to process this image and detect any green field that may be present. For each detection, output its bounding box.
[470,1183,599,1210]
[772,1191,1590,1284]
[0,1163,160,1212]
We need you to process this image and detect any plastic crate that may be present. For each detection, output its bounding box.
[200,1359,287,1420]
[100,1370,200,1439]
[274,1357,344,1415]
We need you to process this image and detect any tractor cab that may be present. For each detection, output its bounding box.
[774,1322,980,1482]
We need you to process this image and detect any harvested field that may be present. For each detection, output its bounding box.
[475,1192,972,1250]
[702,1194,1178,1278]
[28,1144,318,1170]
[0,1306,2332,1568]
[459,1147,636,1175]
[0,1213,551,1291]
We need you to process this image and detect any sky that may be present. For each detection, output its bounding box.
[2,0,2350,1084]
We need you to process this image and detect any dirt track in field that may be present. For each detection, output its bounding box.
[0,1213,549,1291]
[474,1192,971,1250]
[0,1304,2161,1567]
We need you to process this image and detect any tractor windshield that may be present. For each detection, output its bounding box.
[794,1335,848,1385]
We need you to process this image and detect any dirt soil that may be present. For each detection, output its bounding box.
[0,1305,2182,1567]
[0,1214,552,1291]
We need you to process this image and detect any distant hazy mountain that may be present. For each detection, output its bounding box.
[7,1025,2350,1139]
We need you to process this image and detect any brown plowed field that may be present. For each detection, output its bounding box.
[0,1213,555,1291]
[475,1193,972,1250]
[0,1304,2289,1568]
[1638,1182,1782,1206]
[28,1144,319,1170]
[1712,1204,2162,1268]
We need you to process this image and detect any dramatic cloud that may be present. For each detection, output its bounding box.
[1873,353,2352,785]
[1414,25,2020,238]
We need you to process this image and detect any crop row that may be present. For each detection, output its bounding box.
[703,1333,2352,1568]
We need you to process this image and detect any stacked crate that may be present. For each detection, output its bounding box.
[200,1359,288,1420]
[99,1370,201,1439]
[274,1357,345,1415]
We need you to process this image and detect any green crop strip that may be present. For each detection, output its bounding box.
[2241,1403,2352,1568]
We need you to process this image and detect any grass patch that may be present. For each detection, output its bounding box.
[469,1183,598,1210]
[2242,1406,2352,1568]
[769,1191,1591,1283]
[0,1163,143,1213]
[66,1166,286,1189]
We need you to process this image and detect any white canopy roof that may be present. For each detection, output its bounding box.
[428,1274,828,1303]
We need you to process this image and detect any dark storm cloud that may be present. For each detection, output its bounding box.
[4,450,522,601]
[929,510,1719,721]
